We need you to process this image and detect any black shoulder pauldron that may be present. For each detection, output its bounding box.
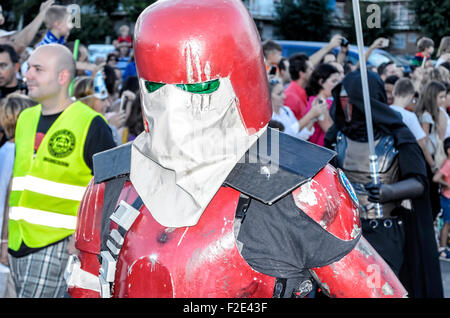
[92,129,336,205]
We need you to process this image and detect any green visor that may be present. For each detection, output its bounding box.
[145,79,220,94]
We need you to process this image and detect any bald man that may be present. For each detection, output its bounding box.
[5,44,116,297]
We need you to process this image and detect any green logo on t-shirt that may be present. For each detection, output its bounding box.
[48,129,76,158]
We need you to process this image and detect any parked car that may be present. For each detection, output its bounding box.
[276,40,411,74]
[87,44,116,63]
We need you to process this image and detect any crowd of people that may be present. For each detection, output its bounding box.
[263,33,450,297]
[0,1,143,298]
[0,0,448,298]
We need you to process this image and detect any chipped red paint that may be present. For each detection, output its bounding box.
[75,178,104,254]
[292,164,361,241]
[69,167,406,298]
[112,183,275,298]
[311,236,407,298]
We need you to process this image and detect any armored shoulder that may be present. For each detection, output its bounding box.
[292,164,361,242]
[93,143,132,184]
[224,128,336,204]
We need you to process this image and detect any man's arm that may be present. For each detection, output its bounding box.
[309,34,343,68]
[433,170,450,188]
[354,37,387,69]
[11,0,54,54]
[83,116,117,174]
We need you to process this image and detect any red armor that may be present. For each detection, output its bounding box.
[65,0,407,298]
[67,163,406,298]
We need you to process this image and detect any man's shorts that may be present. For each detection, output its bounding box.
[440,195,450,223]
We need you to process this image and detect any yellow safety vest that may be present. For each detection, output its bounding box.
[8,101,102,251]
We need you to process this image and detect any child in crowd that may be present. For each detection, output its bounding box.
[37,5,72,47]
[117,25,132,48]
[412,37,435,68]
[433,137,450,261]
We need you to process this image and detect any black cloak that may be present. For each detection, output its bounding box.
[324,70,443,298]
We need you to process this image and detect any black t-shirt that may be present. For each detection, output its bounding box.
[0,79,27,100]
[0,85,19,100]
[9,110,117,258]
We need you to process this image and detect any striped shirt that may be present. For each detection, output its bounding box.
[36,30,65,47]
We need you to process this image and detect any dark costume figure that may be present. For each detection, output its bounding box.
[64,0,406,298]
[324,70,443,298]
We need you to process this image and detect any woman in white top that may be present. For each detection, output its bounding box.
[269,76,326,140]
[415,80,448,172]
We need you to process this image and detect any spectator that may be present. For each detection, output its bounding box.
[330,61,345,82]
[0,94,37,299]
[122,53,137,82]
[384,75,400,106]
[284,53,314,120]
[445,82,450,114]
[441,61,450,74]
[105,54,122,91]
[106,52,119,68]
[416,80,448,170]
[437,36,450,67]
[0,44,26,99]
[73,74,120,145]
[354,38,391,72]
[113,24,132,50]
[410,66,427,93]
[269,76,325,140]
[0,1,54,55]
[305,63,340,146]
[65,41,98,76]
[433,136,450,261]
[262,39,282,76]
[412,37,435,68]
[36,5,72,47]
[343,61,356,75]
[378,61,401,82]
[117,76,138,142]
[74,72,135,145]
[390,78,431,163]
[416,80,448,220]
[73,75,110,114]
[6,44,116,297]
[426,66,450,87]
[278,57,291,87]
[125,94,144,142]
[115,45,131,74]
[308,34,347,68]
[322,52,336,64]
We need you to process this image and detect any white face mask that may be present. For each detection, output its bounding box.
[131,77,265,227]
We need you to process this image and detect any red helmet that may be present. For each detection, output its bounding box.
[134,0,272,133]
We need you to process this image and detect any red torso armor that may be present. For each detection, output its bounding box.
[67,161,407,298]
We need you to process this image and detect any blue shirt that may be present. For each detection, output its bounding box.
[0,142,15,239]
[36,30,65,47]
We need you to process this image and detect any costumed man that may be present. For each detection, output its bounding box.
[324,70,444,298]
[65,0,407,298]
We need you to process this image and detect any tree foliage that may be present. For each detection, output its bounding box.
[342,0,396,46]
[1,0,157,45]
[273,0,333,41]
[409,0,450,51]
